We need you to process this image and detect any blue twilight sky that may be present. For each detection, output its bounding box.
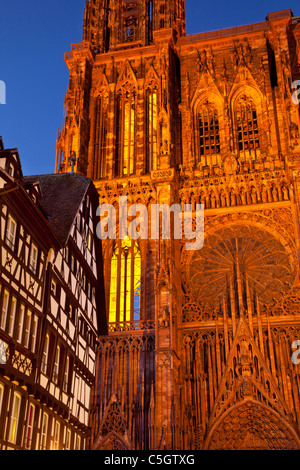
[0,0,299,176]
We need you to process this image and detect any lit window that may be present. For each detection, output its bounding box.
[75,433,81,450]
[41,334,49,375]
[53,421,60,450]
[109,239,141,325]
[8,393,21,444]
[5,215,17,251]
[71,255,75,273]
[17,304,25,343]
[40,413,49,450]
[147,88,158,172]
[115,90,136,177]
[24,310,32,349]
[8,296,17,337]
[65,429,71,450]
[53,346,60,384]
[29,242,38,274]
[24,404,35,450]
[63,356,70,393]
[1,290,9,331]
[31,315,38,353]
[87,229,93,251]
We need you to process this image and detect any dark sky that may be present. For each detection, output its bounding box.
[0,0,299,176]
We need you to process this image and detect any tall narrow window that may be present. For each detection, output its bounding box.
[24,404,35,450]
[149,0,153,42]
[9,393,21,444]
[147,88,158,172]
[5,215,17,251]
[41,334,49,375]
[116,89,136,177]
[75,434,81,450]
[24,310,32,349]
[53,346,60,384]
[196,101,220,167]
[0,384,4,416]
[63,356,70,393]
[235,95,260,160]
[109,239,141,326]
[53,421,60,450]
[40,413,49,450]
[94,94,108,179]
[17,304,25,343]
[1,290,9,331]
[8,297,17,337]
[31,315,38,353]
[29,242,38,274]
[65,429,71,450]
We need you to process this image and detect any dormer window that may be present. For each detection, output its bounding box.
[8,163,14,177]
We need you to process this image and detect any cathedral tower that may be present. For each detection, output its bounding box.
[56,2,300,450]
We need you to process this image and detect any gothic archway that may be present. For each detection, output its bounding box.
[204,399,300,450]
[94,431,131,451]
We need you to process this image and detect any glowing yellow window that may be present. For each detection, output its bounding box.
[148,89,158,171]
[123,96,135,176]
[109,239,141,327]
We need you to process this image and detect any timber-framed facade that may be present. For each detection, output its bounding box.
[0,139,106,450]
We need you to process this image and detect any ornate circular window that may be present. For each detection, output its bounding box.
[185,225,296,307]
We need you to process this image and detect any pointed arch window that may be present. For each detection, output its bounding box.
[146,87,158,172]
[93,93,108,179]
[115,89,136,177]
[235,95,260,161]
[109,238,141,325]
[196,101,220,167]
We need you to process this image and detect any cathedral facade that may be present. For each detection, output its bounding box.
[56,1,300,450]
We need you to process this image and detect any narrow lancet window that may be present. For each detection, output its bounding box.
[147,88,158,172]
[196,101,220,167]
[109,238,141,326]
[115,89,136,177]
[235,95,260,161]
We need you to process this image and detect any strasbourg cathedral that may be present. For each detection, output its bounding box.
[55,1,300,450]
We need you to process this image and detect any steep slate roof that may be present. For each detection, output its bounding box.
[23,172,92,246]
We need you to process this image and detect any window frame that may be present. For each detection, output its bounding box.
[8,392,21,444]
[1,289,9,331]
[5,214,17,251]
[8,296,17,337]
[235,94,260,161]
[24,403,35,450]
[109,239,141,325]
[29,241,39,275]
[40,412,49,450]
[195,100,221,167]
[41,333,50,375]
[17,304,25,343]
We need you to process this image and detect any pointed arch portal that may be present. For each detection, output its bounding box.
[204,399,300,450]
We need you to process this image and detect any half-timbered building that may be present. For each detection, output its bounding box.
[0,138,106,449]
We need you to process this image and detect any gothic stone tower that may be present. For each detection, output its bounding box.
[56,2,300,450]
